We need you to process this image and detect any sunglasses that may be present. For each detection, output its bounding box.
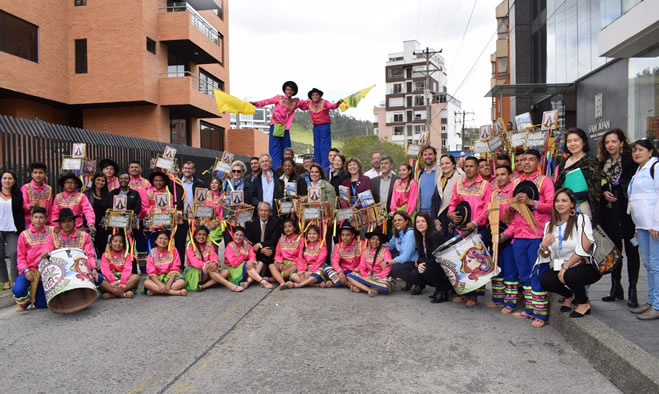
[232,169,242,173]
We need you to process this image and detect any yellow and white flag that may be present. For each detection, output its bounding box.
[213,88,255,115]
[339,84,376,112]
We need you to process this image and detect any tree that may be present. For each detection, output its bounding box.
[341,136,407,169]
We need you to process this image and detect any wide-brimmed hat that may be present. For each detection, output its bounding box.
[148,171,169,185]
[58,173,83,190]
[338,220,359,235]
[282,81,298,96]
[53,208,80,223]
[513,180,539,201]
[307,88,324,99]
[98,159,119,174]
[365,230,386,242]
[453,201,472,227]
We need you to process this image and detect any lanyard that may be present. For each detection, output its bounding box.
[557,222,564,253]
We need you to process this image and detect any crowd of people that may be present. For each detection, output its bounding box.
[0,127,657,323]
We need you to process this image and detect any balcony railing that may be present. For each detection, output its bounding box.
[162,71,217,96]
[162,2,220,45]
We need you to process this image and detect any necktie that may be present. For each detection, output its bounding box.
[260,221,266,242]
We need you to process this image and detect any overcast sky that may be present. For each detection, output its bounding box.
[229,0,500,128]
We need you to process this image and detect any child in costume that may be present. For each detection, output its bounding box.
[324,221,361,288]
[298,88,343,170]
[224,226,272,290]
[52,173,95,231]
[270,218,302,288]
[187,226,244,292]
[283,225,327,289]
[20,162,52,228]
[143,231,187,296]
[347,231,394,297]
[390,163,418,217]
[99,159,120,191]
[13,207,50,312]
[251,81,303,169]
[100,233,140,298]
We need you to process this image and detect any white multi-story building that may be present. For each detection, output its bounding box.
[377,40,462,152]
[230,106,272,134]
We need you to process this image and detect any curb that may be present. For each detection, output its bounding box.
[0,291,14,309]
[549,294,659,393]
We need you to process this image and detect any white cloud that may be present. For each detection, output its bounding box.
[229,0,500,128]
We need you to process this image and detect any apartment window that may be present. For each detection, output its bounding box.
[253,109,265,121]
[167,53,188,77]
[393,84,402,94]
[441,125,447,131]
[414,81,425,91]
[146,37,156,54]
[199,69,224,96]
[0,10,38,62]
[414,95,424,106]
[387,68,403,79]
[200,121,225,151]
[75,0,87,5]
[393,127,404,136]
[74,39,87,74]
[414,125,425,133]
[170,117,189,145]
[442,139,447,148]
[393,113,403,123]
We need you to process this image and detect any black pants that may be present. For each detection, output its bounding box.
[540,264,601,304]
[610,238,640,283]
[390,261,424,286]
[93,227,110,262]
[421,262,452,291]
[174,222,188,270]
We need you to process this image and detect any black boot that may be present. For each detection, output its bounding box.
[402,282,412,291]
[602,279,624,302]
[411,285,424,295]
[628,282,639,308]
[431,290,449,303]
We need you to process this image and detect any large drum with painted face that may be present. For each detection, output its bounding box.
[39,248,98,313]
[432,230,500,295]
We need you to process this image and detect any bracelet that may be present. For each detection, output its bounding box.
[539,248,551,258]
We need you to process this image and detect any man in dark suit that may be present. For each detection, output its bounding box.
[249,153,284,215]
[177,161,206,267]
[371,155,399,238]
[245,202,282,273]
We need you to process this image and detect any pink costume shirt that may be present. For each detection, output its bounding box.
[448,175,493,229]
[17,225,52,272]
[331,239,362,273]
[358,247,393,279]
[186,242,219,270]
[45,229,96,269]
[298,99,340,125]
[21,181,53,227]
[390,178,419,216]
[206,190,223,218]
[106,176,120,192]
[224,241,256,268]
[274,234,303,263]
[296,241,327,273]
[52,191,95,229]
[490,179,518,223]
[146,248,181,276]
[101,250,133,285]
[129,176,151,219]
[253,95,302,130]
[504,171,555,240]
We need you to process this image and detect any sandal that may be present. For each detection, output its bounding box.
[487,301,503,308]
[178,289,188,296]
[367,289,378,297]
[197,284,204,292]
[260,279,274,289]
[531,318,548,328]
[3,283,10,291]
[513,311,533,320]
[123,291,134,298]
[146,290,154,296]
[501,306,514,314]
[350,285,360,293]
[465,297,478,307]
[231,285,244,292]
[452,296,466,303]
[239,281,250,289]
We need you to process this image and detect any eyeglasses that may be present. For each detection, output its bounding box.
[232,170,242,173]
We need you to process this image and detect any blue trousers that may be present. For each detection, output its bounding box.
[13,273,47,309]
[491,243,514,304]
[269,124,291,170]
[638,229,659,311]
[511,238,549,321]
[313,123,332,170]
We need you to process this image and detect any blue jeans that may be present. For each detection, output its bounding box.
[637,229,659,311]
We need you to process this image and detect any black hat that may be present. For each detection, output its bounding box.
[307,88,324,99]
[513,180,539,201]
[148,171,169,185]
[282,81,298,96]
[53,208,80,223]
[98,159,119,174]
[365,230,386,242]
[453,201,472,227]
[58,173,83,190]
[486,222,512,249]
[338,220,359,235]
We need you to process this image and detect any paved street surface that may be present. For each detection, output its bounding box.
[0,285,619,393]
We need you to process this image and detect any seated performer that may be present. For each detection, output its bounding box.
[326,221,362,288]
[186,226,238,292]
[100,233,140,298]
[52,173,95,231]
[143,231,187,296]
[347,230,394,297]
[13,207,50,312]
[283,225,327,289]
[224,226,272,290]
[270,218,303,288]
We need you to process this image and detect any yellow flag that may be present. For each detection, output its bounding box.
[213,88,255,115]
[339,84,376,112]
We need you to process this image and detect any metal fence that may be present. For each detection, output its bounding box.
[0,115,247,188]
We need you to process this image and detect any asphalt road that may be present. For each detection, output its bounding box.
[0,286,619,393]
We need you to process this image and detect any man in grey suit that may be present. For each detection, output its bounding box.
[371,155,399,238]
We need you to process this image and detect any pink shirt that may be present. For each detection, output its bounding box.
[106,176,120,192]
[17,225,52,272]
[298,99,340,125]
[331,239,362,273]
[448,175,493,229]
[21,181,53,227]
[101,250,133,285]
[504,171,555,239]
[296,241,327,273]
[274,234,303,263]
[129,176,151,219]
[146,248,181,275]
[45,229,96,269]
[224,241,256,268]
[358,247,393,279]
[253,95,302,130]
[186,242,219,270]
[52,191,95,229]
[490,180,518,223]
[390,179,418,216]
[206,190,223,218]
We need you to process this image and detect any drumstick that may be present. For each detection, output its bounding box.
[28,269,39,308]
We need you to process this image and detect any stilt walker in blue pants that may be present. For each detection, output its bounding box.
[299,88,343,170]
[251,81,302,170]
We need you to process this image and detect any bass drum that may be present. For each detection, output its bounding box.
[39,248,98,313]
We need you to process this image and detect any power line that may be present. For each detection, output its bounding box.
[427,0,446,45]
[415,0,422,39]
[448,0,478,73]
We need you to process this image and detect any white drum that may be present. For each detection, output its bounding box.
[39,248,98,313]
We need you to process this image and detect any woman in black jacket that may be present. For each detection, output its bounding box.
[0,170,24,289]
[85,173,110,259]
[598,129,641,307]
[414,211,452,303]
[278,158,308,198]
[329,153,349,197]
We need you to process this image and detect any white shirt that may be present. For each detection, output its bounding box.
[539,214,594,270]
[628,157,659,230]
[0,198,17,232]
[364,168,380,179]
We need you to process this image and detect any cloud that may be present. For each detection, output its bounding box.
[229,0,500,127]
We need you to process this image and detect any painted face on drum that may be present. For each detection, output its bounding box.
[194,229,209,244]
[340,229,355,244]
[306,229,319,243]
[59,218,76,233]
[155,233,170,249]
[392,214,408,231]
[110,235,124,252]
[553,192,573,216]
[31,212,47,229]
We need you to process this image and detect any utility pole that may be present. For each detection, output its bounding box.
[413,47,442,145]
[455,110,475,149]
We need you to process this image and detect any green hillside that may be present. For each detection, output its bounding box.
[289,125,344,155]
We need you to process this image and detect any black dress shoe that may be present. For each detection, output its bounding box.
[560,306,571,312]
[569,308,591,318]
[429,289,441,299]
[410,285,424,295]
[402,282,412,291]
[602,279,624,302]
[628,283,639,308]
